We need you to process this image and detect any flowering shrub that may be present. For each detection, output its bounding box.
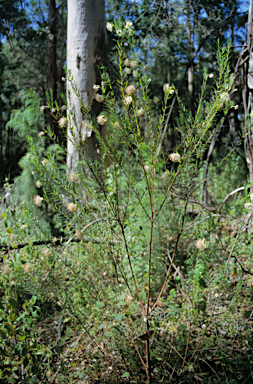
[1,31,253,383]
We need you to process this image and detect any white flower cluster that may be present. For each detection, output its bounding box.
[125,21,133,29]
[169,153,180,162]
[67,202,77,213]
[136,108,145,117]
[96,115,107,125]
[69,172,79,182]
[82,121,93,137]
[113,122,121,129]
[106,22,113,32]
[93,84,104,103]
[163,83,174,94]
[125,85,136,95]
[33,195,43,207]
[195,239,206,251]
[58,117,67,128]
[244,203,253,210]
[95,93,104,103]
[220,92,229,103]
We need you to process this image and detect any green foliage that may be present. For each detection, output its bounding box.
[6,89,45,143]
[1,31,253,384]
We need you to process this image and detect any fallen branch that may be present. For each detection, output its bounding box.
[218,186,250,213]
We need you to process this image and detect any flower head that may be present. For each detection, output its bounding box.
[144,165,151,173]
[129,60,137,68]
[37,131,45,138]
[69,172,79,182]
[133,69,138,78]
[67,202,77,213]
[220,92,229,103]
[96,115,107,125]
[113,122,121,129]
[234,104,239,110]
[124,58,130,67]
[40,106,46,112]
[106,22,113,32]
[93,84,100,91]
[125,85,136,95]
[95,93,104,103]
[169,153,181,162]
[136,108,145,117]
[82,121,93,136]
[33,195,44,207]
[208,73,213,78]
[35,180,42,188]
[163,83,170,92]
[126,294,132,304]
[124,67,131,75]
[117,29,123,36]
[41,159,48,167]
[125,21,133,29]
[58,117,67,128]
[195,239,206,251]
[124,95,133,105]
[244,203,253,210]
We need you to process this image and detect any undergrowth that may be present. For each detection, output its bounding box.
[0,23,253,384]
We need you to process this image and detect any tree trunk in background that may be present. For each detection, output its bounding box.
[246,0,253,186]
[187,6,194,115]
[48,0,59,140]
[67,0,107,170]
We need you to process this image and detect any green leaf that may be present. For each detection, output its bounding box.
[244,311,251,319]
[23,356,29,367]
[8,299,18,309]
[122,372,130,378]
[96,301,105,308]
[0,330,6,339]
[117,301,126,306]
[199,278,207,288]
[114,313,124,322]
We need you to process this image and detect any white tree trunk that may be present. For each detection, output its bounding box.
[67,0,106,170]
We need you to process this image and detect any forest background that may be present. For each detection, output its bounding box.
[0,0,253,383]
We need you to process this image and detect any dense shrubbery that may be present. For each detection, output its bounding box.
[0,29,253,384]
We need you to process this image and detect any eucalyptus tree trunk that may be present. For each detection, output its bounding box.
[187,6,194,115]
[67,0,106,170]
[246,0,253,186]
[48,0,58,140]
